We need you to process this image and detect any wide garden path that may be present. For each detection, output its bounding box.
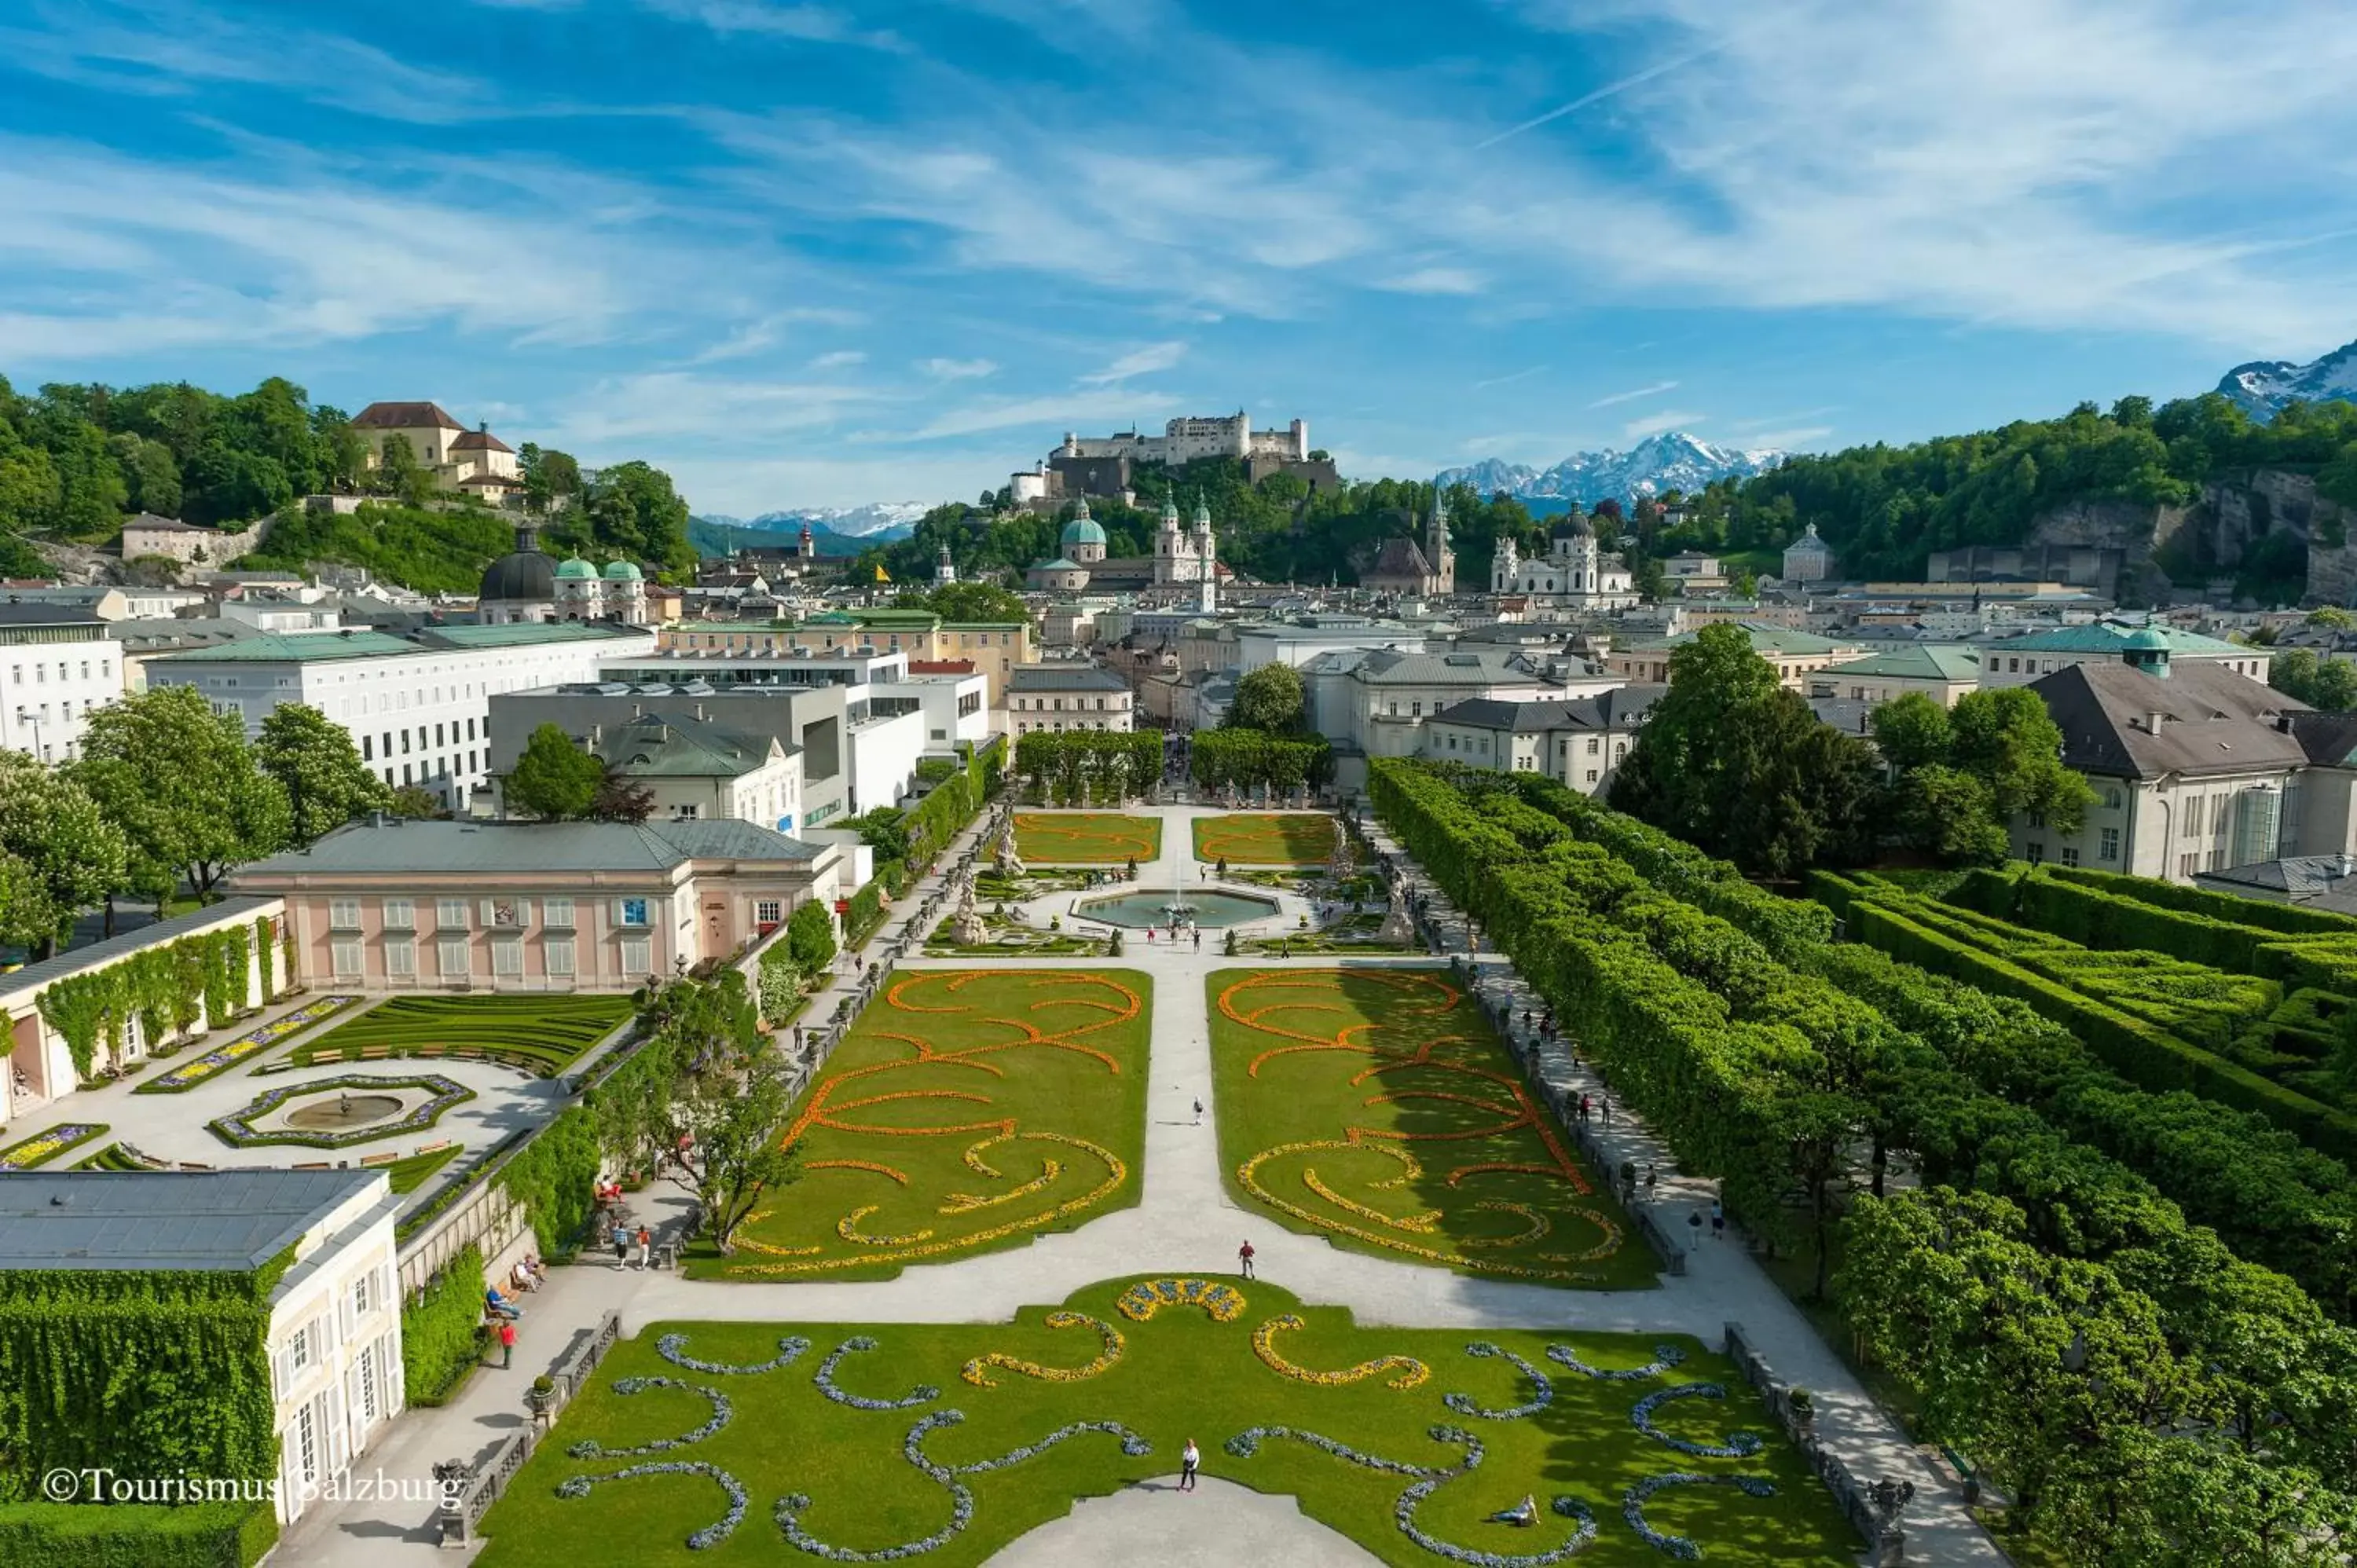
[281,801,2001,1566]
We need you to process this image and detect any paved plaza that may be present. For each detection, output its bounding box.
[277,802,2000,1566]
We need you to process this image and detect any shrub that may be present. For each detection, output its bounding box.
[0,1501,276,1566]
[401,1244,487,1407]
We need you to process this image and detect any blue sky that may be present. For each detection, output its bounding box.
[5,0,2357,515]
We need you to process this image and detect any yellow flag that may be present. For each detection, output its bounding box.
[874,563,892,583]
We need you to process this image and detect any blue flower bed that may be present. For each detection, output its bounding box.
[657,1333,810,1376]
[556,1460,749,1551]
[814,1335,940,1411]
[1545,1342,1685,1381]
[1622,1472,1778,1559]
[567,1377,731,1459]
[1629,1384,1765,1459]
[1444,1343,1555,1421]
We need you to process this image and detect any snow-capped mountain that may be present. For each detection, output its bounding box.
[1436,432,1787,506]
[697,503,927,540]
[2217,339,2357,420]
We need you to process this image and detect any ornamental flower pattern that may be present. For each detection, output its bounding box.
[566,1378,732,1459]
[555,1460,749,1552]
[1252,1313,1429,1390]
[1225,1423,1598,1567]
[775,1409,1150,1563]
[1444,1343,1555,1420]
[140,995,359,1094]
[961,1312,1124,1387]
[1115,1277,1247,1323]
[815,1336,940,1411]
[1622,1473,1778,1559]
[656,1334,812,1376]
[205,1072,474,1150]
[1546,1343,1687,1383]
[1629,1384,1765,1459]
[0,1121,108,1171]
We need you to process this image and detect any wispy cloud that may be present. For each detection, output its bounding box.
[1736,424,1835,450]
[808,350,867,368]
[913,389,1171,441]
[1622,408,1706,439]
[643,0,904,49]
[1475,29,1741,150]
[1377,266,1485,295]
[1586,379,1680,408]
[1472,365,1549,391]
[1079,342,1186,385]
[918,357,998,380]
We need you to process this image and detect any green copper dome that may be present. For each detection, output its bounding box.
[603,559,643,581]
[1061,514,1107,548]
[555,556,598,581]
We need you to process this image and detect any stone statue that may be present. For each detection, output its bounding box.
[1326,820,1354,884]
[951,869,987,946]
[1377,881,1417,945]
[994,822,1025,879]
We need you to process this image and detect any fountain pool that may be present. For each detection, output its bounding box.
[1077,889,1280,929]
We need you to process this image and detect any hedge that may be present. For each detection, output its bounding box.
[1848,898,2357,1161]
[2051,863,2357,937]
[0,1501,276,1567]
[401,1244,487,1408]
[496,1108,600,1261]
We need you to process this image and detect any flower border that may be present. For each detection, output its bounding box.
[556,1460,748,1552]
[1115,1277,1247,1323]
[0,1121,108,1171]
[1545,1343,1687,1383]
[814,1336,940,1411]
[656,1334,811,1376]
[1629,1384,1765,1459]
[566,1377,732,1459]
[1622,1472,1778,1560]
[1252,1313,1429,1390]
[1443,1343,1555,1421]
[962,1311,1124,1387]
[135,995,360,1094]
[204,1072,473,1150]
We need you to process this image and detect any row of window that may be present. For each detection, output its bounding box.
[1011,719,1124,733]
[7,658,112,684]
[361,717,479,760]
[1010,694,1123,711]
[326,896,645,932]
[2024,828,2120,867]
[328,933,654,979]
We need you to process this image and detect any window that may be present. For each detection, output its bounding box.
[401,730,411,753]
[1585,769,1599,783]
[361,735,372,760]
[757,900,783,925]
[437,899,468,931]
[386,938,416,978]
[1586,738,1600,756]
[2060,846,2080,867]
[2179,852,2200,878]
[2100,827,2121,862]
[293,1401,319,1488]
[618,897,649,927]
[328,899,362,930]
[2103,788,2123,810]
[331,939,362,977]
[437,938,468,976]
[288,1322,313,1376]
[491,939,522,977]
[352,1271,377,1319]
[673,804,701,819]
[2183,797,2204,839]
[383,899,413,931]
[542,897,574,929]
[544,937,575,976]
[621,936,652,974]
[434,723,445,746]
[2027,810,2047,830]
[2026,842,2045,864]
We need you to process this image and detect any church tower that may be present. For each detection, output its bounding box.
[1194,498,1217,612]
[1427,491,1455,595]
[1154,495,1182,585]
[934,544,956,588]
[1492,533,1519,595]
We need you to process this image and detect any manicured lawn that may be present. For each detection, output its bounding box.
[73,1142,155,1171]
[474,1277,1856,1567]
[1193,812,1338,867]
[704,969,1153,1281]
[1208,967,1656,1291]
[379,1141,466,1195]
[1012,812,1162,865]
[284,994,634,1076]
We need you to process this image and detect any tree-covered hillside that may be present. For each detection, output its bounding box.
[0,371,695,588]
[1654,394,2357,580]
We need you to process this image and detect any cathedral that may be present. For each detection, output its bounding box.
[1491,507,1639,610]
[1153,495,1216,587]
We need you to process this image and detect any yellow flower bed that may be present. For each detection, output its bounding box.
[1114,1277,1248,1323]
[961,1310,1126,1387]
[1251,1313,1428,1390]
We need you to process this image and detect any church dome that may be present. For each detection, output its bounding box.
[2122,625,2171,651]
[603,559,644,581]
[555,555,598,581]
[1061,513,1107,549]
[1552,511,1594,539]
[480,547,556,603]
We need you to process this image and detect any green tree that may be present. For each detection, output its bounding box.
[519,442,582,514]
[181,442,291,526]
[73,685,290,906]
[1868,691,1954,773]
[504,723,604,819]
[388,784,442,819]
[1893,764,2009,866]
[108,432,181,517]
[916,580,1029,622]
[580,460,694,570]
[2271,647,2357,711]
[257,702,393,844]
[1948,686,2098,832]
[0,753,127,955]
[786,898,836,975]
[1227,661,1307,734]
[2305,606,2356,630]
[367,434,434,508]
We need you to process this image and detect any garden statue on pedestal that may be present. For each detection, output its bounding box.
[1326,826,1353,884]
[1378,881,1417,945]
[951,871,987,947]
[995,822,1025,879]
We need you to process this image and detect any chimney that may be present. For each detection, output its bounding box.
[2146,711,2165,735]
[370,809,387,829]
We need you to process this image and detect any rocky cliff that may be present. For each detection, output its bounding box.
[2009,471,2357,606]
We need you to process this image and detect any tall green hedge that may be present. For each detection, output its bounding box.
[2052,863,2357,936]
[400,1244,486,1408]
[496,1110,599,1260]
[0,1266,284,1504]
[0,1500,276,1567]
[35,926,255,1079]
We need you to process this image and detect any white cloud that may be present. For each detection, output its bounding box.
[642,1,903,49]
[913,389,1172,441]
[1079,343,1186,386]
[1377,267,1485,295]
[918,357,997,380]
[809,350,868,368]
[1622,409,1706,439]
[544,371,886,447]
[662,451,1006,515]
[1586,379,1679,408]
[1472,365,1549,391]
[1736,425,1835,450]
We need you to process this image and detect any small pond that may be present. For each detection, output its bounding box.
[1077,889,1281,929]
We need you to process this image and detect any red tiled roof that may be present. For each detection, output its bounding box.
[908,658,977,674]
[450,428,515,453]
[457,472,522,488]
[352,401,464,430]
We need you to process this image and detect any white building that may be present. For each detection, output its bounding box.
[1783,522,1835,583]
[1490,512,1639,610]
[146,623,658,810]
[1154,496,1219,592]
[1058,412,1308,466]
[1233,615,1427,674]
[1423,687,1666,793]
[1974,622,2272,688]
[1304,647,1613,766]
[350,401,524,503]
[1006,664,1135,735]
[0,603,123,761]
[0,1169,405,1530]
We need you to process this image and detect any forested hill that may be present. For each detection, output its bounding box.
[1659,393,2357,581]
[0,372,695,587]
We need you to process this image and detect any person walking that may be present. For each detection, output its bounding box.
[499,1317,517,1369]
[1644,1163,1659,1199]
[1710,1199,1725,1244]
[1193,929,1202,951]
[1687,1210,1703,1253]
[612,1225,630,1269]
[1193,1097,1204,1126]
[1179,1438,1200,1493]
[636,1223,653,1270]
[1237,1239,1256,1280]
[1578,1094,1591,1124]
[1600,1096,1612,1126]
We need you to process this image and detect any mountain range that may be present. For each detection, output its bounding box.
[687,503,925,559]
[2217,337,2357,420]
[1435,431,1788,507]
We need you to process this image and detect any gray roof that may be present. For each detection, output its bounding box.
[1353,649,1551,687]
[233,819,825,881]
[2194,855,2357,899]
[594,714,781,779]
[0,1170,379,1273]
[1429,685,1666,735]
[0,601,105,628]
[107,617,263,653]
[0,896,277,998]
[2029,661,2309,780]
[1009,664,1128,693]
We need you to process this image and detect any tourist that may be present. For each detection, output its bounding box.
[1600,1097,1612,1126]
[1193,929,1202,951]
[636,1223,654,1270]
[1179,1438,1200,1493]
[1237,1239,1256,1280]
[613,1227,630,1269]
[1193,1098,1204,1126]
[1147,926,1156,943]
[526,1255,547,1289]
[1489,1494,1538,1527]
[1644,1165,1659,1199]
[1577,1094,1591,1125]
[1710,1199,1725,1244]
[483,1284,522,1321]
[511,1260,537,1295]
[499,1317,517,1369]
[1687,1211,1703,1252]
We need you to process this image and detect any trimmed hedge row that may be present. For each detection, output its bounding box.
[2051,863,2357,936]
[0,1501,276,1567]
[400,1244,487,1408]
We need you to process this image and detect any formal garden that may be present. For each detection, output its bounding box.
[702,968,1153,1280]
[475,1277,1857,1566]
[1193,811,1340,868]
[273,993,636,1077]
[1209,967,1652,1290]
[1010,811,1164,866]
